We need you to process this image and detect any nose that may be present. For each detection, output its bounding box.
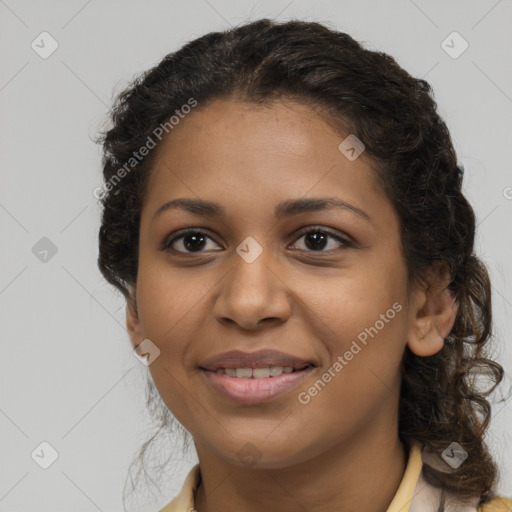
[213,248,292,331]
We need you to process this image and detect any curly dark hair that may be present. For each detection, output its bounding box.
[96,18,506,510]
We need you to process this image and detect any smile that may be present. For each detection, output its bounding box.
[201,365,315,405]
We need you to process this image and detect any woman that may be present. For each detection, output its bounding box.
[96,18,511,512]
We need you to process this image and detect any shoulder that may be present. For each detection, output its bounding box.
[441,491,511,512]
[409,444,511,512]
[478,497,512,512]
[413,443,511,512]
[158,464,201,512]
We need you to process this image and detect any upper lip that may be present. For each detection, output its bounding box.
[200,349,316,371]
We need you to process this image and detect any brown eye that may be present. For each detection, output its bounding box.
[162,229,222,253]
[290,227,352,252]
[161,226,352,255]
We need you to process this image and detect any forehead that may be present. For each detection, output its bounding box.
[142,98,390,224]
[154,98,352,165]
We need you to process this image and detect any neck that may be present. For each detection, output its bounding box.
[194,427,407,512]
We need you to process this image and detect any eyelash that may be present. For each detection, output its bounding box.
[161,226,353,254]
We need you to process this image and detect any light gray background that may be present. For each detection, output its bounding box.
[1,1,511,510]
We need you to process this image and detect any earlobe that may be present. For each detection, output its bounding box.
[126,298,143,351]
[407,268,459,357]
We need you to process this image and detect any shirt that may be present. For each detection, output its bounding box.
[159,442,511,512]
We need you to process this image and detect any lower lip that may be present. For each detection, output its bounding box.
[201,366,316,405]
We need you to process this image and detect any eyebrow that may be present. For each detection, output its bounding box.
[152,197,371,223]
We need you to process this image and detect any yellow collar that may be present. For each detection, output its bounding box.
[159,441,511,511]
[160,442,426,512]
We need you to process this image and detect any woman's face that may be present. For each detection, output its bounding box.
[129,98,425,468]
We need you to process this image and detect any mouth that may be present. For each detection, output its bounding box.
[200,364,316,405]
[198,349,318,404]
[201,364,314,378]
[199,348,317,373]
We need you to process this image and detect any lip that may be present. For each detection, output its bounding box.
[201,365,316,405]
[199,349,316,371]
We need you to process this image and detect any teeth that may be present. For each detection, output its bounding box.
[235,368,253,378]
[215,366,299,378]
[270,366,286,376]
[253,367,270,378]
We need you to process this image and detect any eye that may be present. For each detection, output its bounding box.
[161,228,222,253]
[161,226,352,254]
[290,226,352,252]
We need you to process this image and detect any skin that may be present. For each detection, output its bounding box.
[127,98,458,512]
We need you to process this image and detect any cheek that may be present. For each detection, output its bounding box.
[298,261,408,397]
[311,288,407,384]
[134,261,211,426]
[133,260,212,413]
[295,293,407,440]
[303,261,407,344]
[135,254,211,343]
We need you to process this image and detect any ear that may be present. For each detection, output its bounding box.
[407,264,459,357]
[126,295,143,351]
